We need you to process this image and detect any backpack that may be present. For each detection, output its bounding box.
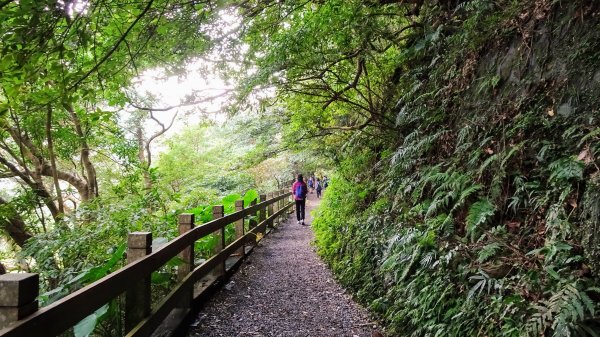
[295,183,307,199]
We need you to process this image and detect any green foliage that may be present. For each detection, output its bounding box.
[466,199,496,242]
[525,284,598,337]
[308,1,600,336]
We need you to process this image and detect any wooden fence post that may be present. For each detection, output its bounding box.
[177,214,194,309]
[0,273,38,329]
[278,190,285,223]
[259,194,267,233]
[273,192,280,225]
[212,206,225,277]
[235,200,245,256]
[125,232,152,332]
[290,188,295,215]
[248,199,257,230]
[267,192,274,229]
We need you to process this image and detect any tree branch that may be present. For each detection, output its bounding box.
[68,0,155,91]
[145,111,178,168]
[322,57,365,110]
[129,89,233,112]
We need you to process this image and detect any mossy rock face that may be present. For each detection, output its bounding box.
[582,176,600,278]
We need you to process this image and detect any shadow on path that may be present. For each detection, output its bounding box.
[184,192,376,337]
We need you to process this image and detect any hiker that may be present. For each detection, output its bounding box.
[292,174,308,225]
[315,178,322,198]
[307,176,314,194]
[323,176,329,189]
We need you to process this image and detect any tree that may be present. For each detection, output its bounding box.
[0,0,218,244]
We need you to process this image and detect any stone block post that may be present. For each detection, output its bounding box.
[0,273,38,329]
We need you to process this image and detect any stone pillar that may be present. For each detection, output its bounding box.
[0,273,38,329]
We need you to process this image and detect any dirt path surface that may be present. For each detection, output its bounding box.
[184,192,376,337]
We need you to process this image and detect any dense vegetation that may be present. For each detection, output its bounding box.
[226,0,600,335]
[300,1,600,336]
[2,0,600,336]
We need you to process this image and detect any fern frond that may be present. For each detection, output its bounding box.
[466,199,496,242]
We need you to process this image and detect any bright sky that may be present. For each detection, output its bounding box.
[128,9,245,141]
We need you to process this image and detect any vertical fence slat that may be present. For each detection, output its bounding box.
[235,200,245,256]
[212,206,225,277]
[273,191,280,225]
[248,199,257,230]
[258,194,267,234]
[177,214,194,310]
[267,192,274,229]
[0,273,39,330]
[278,190,285,224]
[259,194,267,223]
[125,232,152,332]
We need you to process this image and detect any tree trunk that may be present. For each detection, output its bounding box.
[0,196,33,247]
[136,125,153,190]
[66,104,98,200]
[46,106,64,214]
[0,155,60,220]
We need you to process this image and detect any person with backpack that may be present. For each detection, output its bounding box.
[292,174,308,225]
[315,178,322,198]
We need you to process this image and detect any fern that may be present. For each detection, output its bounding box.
[549,158,584,183]
[477,242,501,263]
[466,199,496,242]
[524,284,598,337]
[467,270,503,301]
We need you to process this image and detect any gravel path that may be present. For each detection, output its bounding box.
[184,193,377,337]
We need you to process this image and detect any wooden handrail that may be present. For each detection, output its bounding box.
[0,191,293,337]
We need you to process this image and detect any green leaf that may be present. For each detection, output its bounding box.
[151,272,172,284]
[549,158,584,182]
[243,189,259,207]
[73,304,109,337]
[466,199,496,242]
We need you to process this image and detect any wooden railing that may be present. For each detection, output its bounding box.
[0,189,294,337]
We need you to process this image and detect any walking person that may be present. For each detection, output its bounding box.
[315,178,322,198]
[292,174,308,225]
[307,176,314,194]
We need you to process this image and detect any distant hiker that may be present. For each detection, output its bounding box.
[316,178,322,198]
[323,176,329,189]
[292,174,308,225]
[307,176,314,194]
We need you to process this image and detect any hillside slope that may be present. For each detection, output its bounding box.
[312,1,600,336]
